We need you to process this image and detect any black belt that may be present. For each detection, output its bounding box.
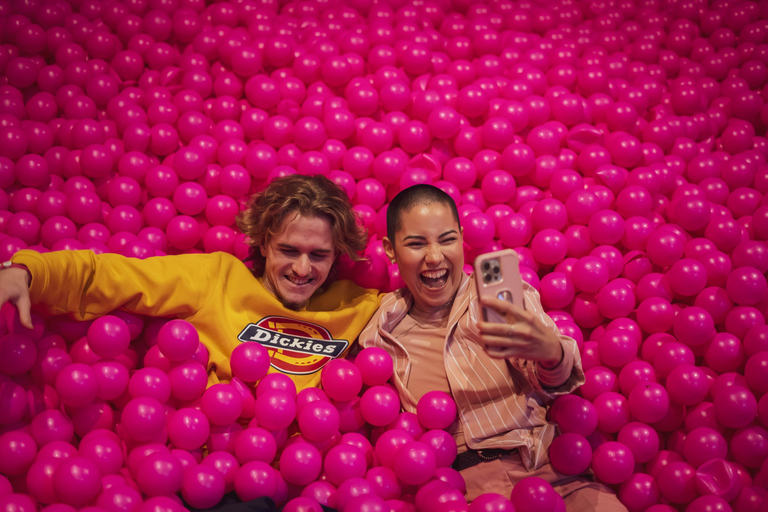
[451,448,518,472]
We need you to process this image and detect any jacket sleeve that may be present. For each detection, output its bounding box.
[519,281,585,400]
[12,249,225,320]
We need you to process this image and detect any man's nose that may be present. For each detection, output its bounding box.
[292,254,311,276]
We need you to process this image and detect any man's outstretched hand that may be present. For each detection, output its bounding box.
[0,268,33,329]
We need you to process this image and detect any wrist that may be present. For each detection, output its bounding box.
[540,343,564,369]
[2,262,31,286]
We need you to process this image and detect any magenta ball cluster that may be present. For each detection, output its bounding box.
[2,0,768,510]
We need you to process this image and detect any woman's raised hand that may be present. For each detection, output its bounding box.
[477,296,563,367]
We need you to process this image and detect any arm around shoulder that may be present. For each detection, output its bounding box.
[11,249,229,320]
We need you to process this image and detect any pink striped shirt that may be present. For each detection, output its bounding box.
[359,272,585,470]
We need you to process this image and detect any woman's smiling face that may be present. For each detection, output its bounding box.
[384,201,465,314]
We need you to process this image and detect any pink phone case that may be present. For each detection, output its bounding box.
[474,249,525,323]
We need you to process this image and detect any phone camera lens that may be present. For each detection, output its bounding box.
[493,266,500,274]
[484,274,492,282]
[482,262,490,271]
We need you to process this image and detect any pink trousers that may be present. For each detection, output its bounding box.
[459,451,628,511]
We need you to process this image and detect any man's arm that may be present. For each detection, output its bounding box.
[7,249,224,324]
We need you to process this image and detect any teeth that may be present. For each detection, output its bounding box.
[287,276,311,285]
[422,269,447,279]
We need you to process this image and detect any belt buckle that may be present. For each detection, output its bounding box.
[477,449,504,462]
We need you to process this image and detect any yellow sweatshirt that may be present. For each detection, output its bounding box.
[13,250,380,390]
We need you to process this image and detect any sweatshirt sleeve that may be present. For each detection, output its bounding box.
[520,281,585,399]
[12,249,223,320]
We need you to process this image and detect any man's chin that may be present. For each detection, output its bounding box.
[277,290,313,311]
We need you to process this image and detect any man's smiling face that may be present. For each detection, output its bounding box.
[260,212,336,310]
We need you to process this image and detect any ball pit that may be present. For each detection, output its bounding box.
[0,0,768,510]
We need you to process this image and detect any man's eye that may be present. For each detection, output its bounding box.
[310,253,329,261]
[281,249,298,256]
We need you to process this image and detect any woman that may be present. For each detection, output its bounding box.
[359,185,626,510]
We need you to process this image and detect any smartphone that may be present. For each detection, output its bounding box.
[474,249,525,324]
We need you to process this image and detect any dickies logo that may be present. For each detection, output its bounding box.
[237,316,349,375]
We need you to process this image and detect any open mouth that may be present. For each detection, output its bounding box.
[420,269,448,289]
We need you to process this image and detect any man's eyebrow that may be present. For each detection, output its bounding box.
[276,243,333,253]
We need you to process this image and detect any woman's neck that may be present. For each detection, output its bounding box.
[410,299,454,322]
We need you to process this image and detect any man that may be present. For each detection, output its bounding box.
[0,175,380,389]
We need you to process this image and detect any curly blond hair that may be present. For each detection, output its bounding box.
[237,175,367,279]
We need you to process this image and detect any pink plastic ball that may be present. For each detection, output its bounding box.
[618,422,660,464]
[181,465,225,510]
[0,431,37,476]
[279,442,322,486]
[555,396,598,437]
[55,362,98,407]
[618,474,661,512]
[202,383,243,426]
[666,365,710,407]
[167,361,207,402]
[167,408,210,452]
[531,229,568,266]
[321,360,363,402]
[31,409,74,447]
[714,387,757,429]
[392,441,436,486]
[658,461,698,505]
[78,434,123,476]
[360,385,400,427]
[157,319,199,362]
[668,259,708,297]
[592,441,635,485]
[234,427,277,465]
[510,477,557,512]
[0,333,37,376]
[726,266,768,306]
[254,391,296,431]
[549,433,593,475]
[122,396,166,442]
[298,401,340,443]
[673,307,716,347]
[136,451,184,497]
[323,444,367,486]
[230,343,270,384]
[0,495,37,512]
[480,170,516,205]
[593,392,632,434]
[572,256,609,294]
[416,391,457,430]
[683,427,728,468]
[354,347,393,387]
[462,211,495,248]
[53,457,102,506]
[86,315,130,359]
[233,461,278,502]
[166,215,200,250]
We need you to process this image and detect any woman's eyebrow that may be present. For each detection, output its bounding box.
[402,229,458,241]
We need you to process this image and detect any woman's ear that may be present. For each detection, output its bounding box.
[383,237,396,264]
